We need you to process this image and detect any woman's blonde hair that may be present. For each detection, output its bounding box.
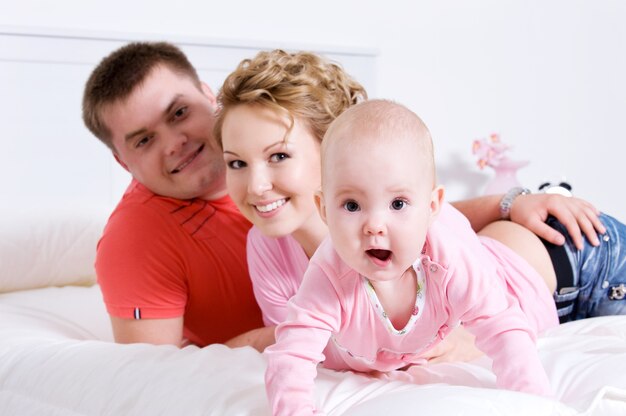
[214,49,367,146]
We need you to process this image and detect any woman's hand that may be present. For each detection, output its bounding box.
[225,326,276,352]
[420,325,482,364]
[510,193,606,250]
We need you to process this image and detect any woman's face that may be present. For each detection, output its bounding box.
[221,104,322,238]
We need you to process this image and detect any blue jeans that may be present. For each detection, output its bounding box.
[549,213,626,320]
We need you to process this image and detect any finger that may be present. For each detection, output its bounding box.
[548,208,584,249]
[585,206,607,235]
[529,221,566,246]
[419,345,444,361]
[426,355,446,364]
[575,213,601,247]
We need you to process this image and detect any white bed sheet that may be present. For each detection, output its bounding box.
[1,285,626,415]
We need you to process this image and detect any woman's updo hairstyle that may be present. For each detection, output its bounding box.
[214,49,367,145]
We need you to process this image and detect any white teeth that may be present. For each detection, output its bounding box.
[175,158,193,172]
[256,199,286,213]
[172,147,202,174]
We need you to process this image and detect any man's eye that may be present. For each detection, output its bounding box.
[269,153,289,163]
[136,136,152,148]
[343,201,360,212]
[227,160,246,169]
[391,199,406,210]
[174,107,188,119]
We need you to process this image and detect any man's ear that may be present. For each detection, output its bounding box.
[428,185,445,224]
[200,82,217,109]
[314,189,328,225]
[113,153,129,172]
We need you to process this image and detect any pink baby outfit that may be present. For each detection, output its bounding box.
[265,203,558,415]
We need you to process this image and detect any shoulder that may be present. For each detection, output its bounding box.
[247,227,308,280]
[103,186,179,242]
[248,227,302,257]
[426,202,483,264]
[309,236,354,283]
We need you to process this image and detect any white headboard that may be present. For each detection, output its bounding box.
[0,26,376,209]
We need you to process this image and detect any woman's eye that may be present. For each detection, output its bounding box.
[343,201,360,212]
[227,160,246,169]
[269,153,289,163]
[391,199,406,210]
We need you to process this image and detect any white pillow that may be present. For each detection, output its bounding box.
[0,206,110,293]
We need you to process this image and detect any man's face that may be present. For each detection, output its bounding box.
[102,65,226,200]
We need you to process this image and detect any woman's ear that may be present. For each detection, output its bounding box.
[314,189,328,225]
[428,185,445,224]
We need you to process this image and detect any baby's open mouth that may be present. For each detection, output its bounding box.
[366,249,392,262]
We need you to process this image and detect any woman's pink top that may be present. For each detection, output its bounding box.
[264,203,558,415]
[246,226,308,326]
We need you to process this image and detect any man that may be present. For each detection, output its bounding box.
[83,41,606,353]
[82,42,272,349]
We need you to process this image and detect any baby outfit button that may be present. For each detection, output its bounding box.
[422,258,428,265]
[603,234,610,242]
[429,265,438,273]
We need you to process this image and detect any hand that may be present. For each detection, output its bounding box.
[225,325,276,352]
[510,193,606,250]
[420,325,483,364]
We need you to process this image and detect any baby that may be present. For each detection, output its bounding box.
[264,99,554,415]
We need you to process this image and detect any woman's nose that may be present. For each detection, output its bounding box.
[247,166,273,195]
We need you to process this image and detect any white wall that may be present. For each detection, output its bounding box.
[2,0,624,220]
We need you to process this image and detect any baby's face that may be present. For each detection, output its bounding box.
[320,134,437,283]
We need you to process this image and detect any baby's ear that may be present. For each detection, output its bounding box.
[314,189,328,225]
[429,185,445,223]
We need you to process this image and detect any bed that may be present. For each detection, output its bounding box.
[1,206,626,416]
[2,27,626,416]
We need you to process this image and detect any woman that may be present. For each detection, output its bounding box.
[214,49,622,361]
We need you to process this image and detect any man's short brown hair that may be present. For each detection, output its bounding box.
[82,41,200,150]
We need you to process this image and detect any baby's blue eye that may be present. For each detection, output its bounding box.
[391,199,406,210]
[343,201,360,212]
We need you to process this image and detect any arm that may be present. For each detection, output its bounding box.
[225,325,276,352]
[247,228,307,326]
[265,261,340,415]
[110,316,184,346]
[112,316,276,351]
[452,267,552,395]
[451,193,605,249]
[450,194,501,233]
[433,208,551,395]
